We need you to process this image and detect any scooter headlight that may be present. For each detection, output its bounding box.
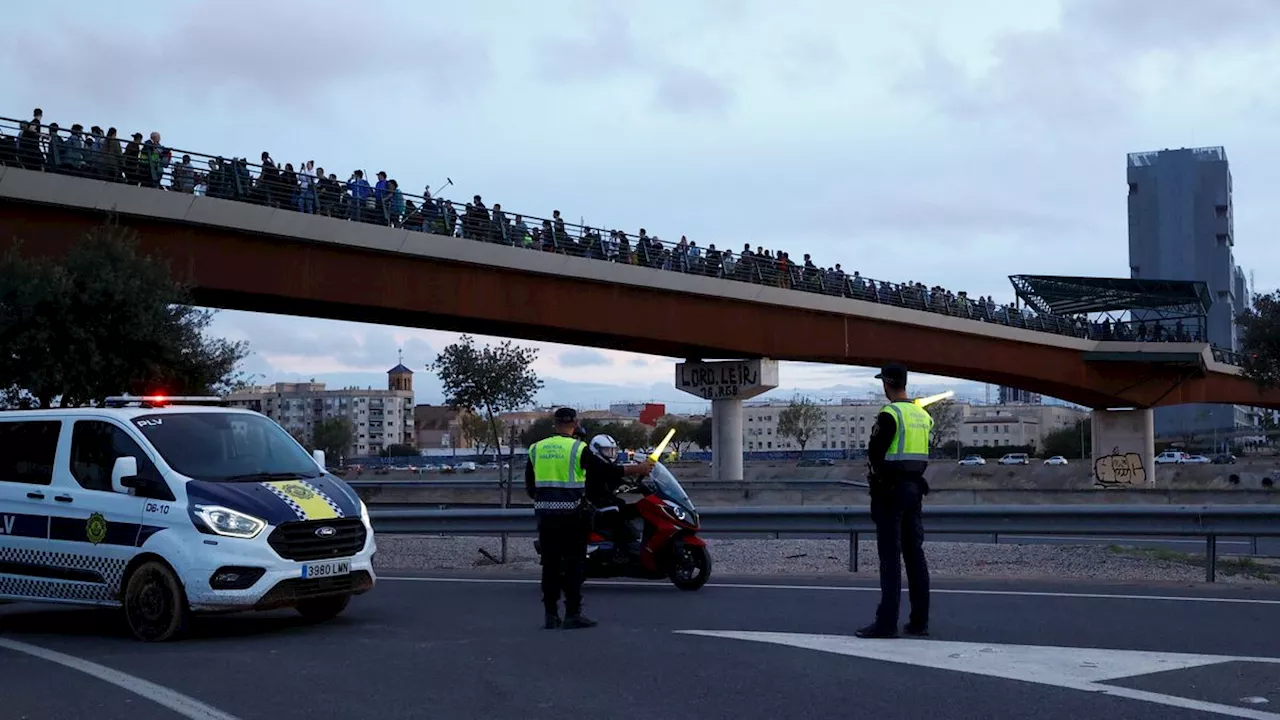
[662,500,696,525]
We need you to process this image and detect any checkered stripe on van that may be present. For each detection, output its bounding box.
[300,479,345,518]
[0,546,125,602]
[262,483,308,521]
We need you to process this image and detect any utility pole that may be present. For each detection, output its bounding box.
[499,424,518,564]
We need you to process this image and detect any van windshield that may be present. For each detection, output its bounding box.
[131,412,322,482]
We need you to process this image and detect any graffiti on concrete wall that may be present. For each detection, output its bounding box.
[1093,446,1148,488]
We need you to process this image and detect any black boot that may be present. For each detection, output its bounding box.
[544,610,561,629]
[854,622,898,639]
[903,621,929,637]
[562,610,597,629]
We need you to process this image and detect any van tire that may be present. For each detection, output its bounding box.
[123,560,190,642]
[296,594,350,622]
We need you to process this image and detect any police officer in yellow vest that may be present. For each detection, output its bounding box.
[855,362,933,639]
[525,408,653,629]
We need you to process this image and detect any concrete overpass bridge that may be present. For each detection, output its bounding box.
[1,159,1276,482]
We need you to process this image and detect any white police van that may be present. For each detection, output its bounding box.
[0,396,376,641]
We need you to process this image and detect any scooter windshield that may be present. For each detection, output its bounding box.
[650,462,695,513]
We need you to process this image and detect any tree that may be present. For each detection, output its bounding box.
[382,444,419,457]
[777,395,825,454]
[926,399,962,449]
[0,222,251,408]
[428,335,543,507]
[460,410,505,455]
[312,417,354,464]
[693,417,713,450]
[1238,290,1280,388]
[519,416,555,447]
[605,422,651,452]
[1040,419,1091,459]
[649,416,699,456]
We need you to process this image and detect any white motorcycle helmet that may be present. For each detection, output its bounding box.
[589,434,620,464]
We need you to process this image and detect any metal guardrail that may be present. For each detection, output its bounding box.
[367,504,1280,582]
[0,114,1239,357]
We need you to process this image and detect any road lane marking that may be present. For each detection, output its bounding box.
[382,575,1280,605]
[677,630,1280,720]
[0,638,242,720]
[1012,536,1252,547]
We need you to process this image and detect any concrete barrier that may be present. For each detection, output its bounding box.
[356,484,1280,507]
[348,457,1280,493]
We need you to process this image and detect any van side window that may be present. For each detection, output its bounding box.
[0,420,62,485]
[70,420,163,494]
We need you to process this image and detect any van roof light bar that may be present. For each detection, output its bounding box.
[103,395,228,408]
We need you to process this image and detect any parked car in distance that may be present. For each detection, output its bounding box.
[1180,454,1211,464]
[1211,453,1237,464]
[957,456,986,466]
[1154,451,1185,464]
[1043,456,1068,466]
[998,453,1030,466]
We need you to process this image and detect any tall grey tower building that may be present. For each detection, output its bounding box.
[1126,146,1253,439]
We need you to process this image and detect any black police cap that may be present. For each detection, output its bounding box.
[875,362,908,387]
[553,407,577,423]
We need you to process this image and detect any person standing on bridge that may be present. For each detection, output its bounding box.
[856,362,932,639]
[525,407,653,630]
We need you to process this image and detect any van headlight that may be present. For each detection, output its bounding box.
[191,505,266,539]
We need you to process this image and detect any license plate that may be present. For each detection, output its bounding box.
[301,559,351,579]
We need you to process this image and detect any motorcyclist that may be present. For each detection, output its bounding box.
[586,434,642,562]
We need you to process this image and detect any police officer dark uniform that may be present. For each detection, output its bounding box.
[855,362,933,639]
[525,408,653,630]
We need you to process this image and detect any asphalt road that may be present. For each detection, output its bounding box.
[2,572,1280,719]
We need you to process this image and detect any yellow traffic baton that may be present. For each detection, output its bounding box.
[649,428,677,462]
[914,390,954,408]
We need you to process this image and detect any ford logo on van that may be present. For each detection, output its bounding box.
[315,526,337,538]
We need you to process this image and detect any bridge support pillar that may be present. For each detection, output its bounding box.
[711,399,745,483]
[675,359,780,483]
[1090,408,1155,489]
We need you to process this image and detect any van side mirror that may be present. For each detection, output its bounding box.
[312,449,326,469]
[112,456,140,494]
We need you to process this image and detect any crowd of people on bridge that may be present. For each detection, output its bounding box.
[0,107,1216,350]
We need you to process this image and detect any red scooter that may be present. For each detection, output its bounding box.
[536,462,711,591]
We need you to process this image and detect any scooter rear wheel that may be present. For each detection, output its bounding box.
[668,543,711,591]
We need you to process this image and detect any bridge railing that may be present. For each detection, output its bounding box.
[0,115,1237,358]
[367,504,1280,582]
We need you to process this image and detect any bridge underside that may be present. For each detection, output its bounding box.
[1,201,1277,410]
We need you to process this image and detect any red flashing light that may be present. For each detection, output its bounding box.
[140,395,169,406]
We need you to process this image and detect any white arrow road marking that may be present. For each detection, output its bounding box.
[0,638,243,720]
[677,631,1280,720]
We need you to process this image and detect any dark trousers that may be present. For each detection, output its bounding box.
[538,512,589,615]
[870,478,930,628]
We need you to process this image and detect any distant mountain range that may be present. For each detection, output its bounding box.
[244,369,1063,411]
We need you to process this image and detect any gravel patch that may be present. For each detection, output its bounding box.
[372,535,1278,585]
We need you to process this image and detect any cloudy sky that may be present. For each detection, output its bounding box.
[5,0,1280,409]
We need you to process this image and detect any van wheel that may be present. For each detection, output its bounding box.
[296,595,350,622]
[123,561,190,642]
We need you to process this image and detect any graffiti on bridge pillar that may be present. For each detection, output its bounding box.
[1093,446,1148,488]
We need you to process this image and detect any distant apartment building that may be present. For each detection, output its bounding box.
[959,415,1040,449]
[742,399,1086,451]
[997,387,1041,405]
[226,362,415,459]
[414,405,463,450]
[1126,145,1255,438]
[607,402,667,426]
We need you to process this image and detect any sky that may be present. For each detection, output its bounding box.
[5,0,1280,410]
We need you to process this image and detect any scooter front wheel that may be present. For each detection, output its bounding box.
[668,542,711,591]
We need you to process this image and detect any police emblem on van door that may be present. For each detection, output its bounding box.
[283,483,316,501]
[86,512,108,545]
